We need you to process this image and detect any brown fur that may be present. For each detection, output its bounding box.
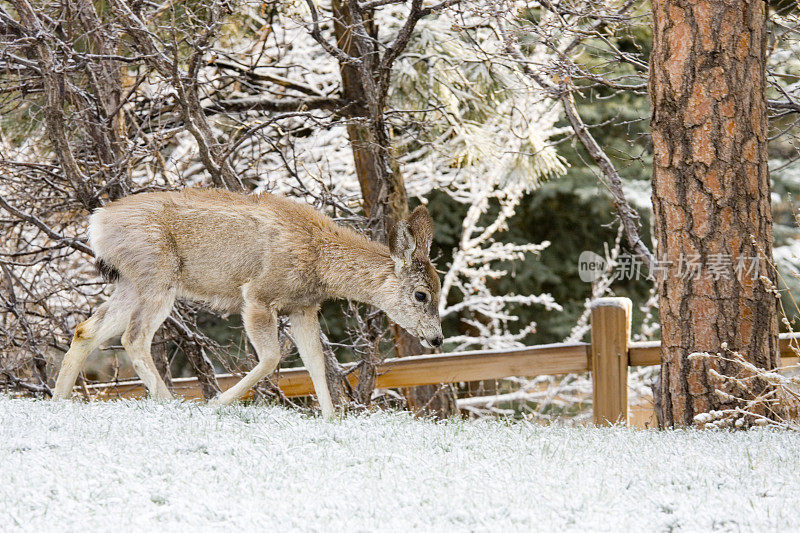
[53,188,443,419]
[73,322,89,341]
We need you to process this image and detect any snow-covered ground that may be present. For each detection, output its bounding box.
[2,397,799,532]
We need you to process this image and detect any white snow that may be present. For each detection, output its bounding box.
[2,397,800,532]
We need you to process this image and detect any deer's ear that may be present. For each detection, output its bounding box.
[407,205,434,259]
[389,220,415,271]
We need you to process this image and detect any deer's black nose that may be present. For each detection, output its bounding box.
[430,336,443,348]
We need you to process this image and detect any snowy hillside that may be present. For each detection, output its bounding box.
[2,397,799,531]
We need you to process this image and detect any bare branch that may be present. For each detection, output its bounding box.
[769,99,800,115]
[358,0,405,9]
[561,91,654,271]
[378,0,423,95]
[0,194,94,256]
[9,0,97,209]
[207,95,355,114]
[303,0,359,65]
[211,59,326,97]
[497,16,655,272]
[106,0,244,191]
[1,370,51,396]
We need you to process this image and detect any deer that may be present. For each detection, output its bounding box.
[52,188,443,420]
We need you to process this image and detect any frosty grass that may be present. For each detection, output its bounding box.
[1,396,799,532]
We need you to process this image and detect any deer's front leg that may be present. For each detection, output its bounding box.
[212,299,279,405]
[290,307,336,420]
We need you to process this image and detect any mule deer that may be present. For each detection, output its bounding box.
[52,189,443,419]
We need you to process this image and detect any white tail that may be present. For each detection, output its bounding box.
[53,189,442,419]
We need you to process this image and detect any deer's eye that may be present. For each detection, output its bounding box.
[414,291,428,303]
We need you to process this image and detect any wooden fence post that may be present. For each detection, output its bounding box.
[590,297,632,425]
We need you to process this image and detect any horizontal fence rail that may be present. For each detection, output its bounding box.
[79,298,800,425]
[83,342,592,400]
[629,339,800,367]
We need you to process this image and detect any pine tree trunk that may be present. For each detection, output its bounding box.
[649,0,778,426]
[332,0,457,417]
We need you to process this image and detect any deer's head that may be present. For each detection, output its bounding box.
[385,206,443,349]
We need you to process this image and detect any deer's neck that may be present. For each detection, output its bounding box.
[317,228,397,307]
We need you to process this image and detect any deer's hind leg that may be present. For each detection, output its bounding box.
[53,282,136,400]
[211,299,279,405]
[120,287,176,400]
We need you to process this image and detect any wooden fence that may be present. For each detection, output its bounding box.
[83,298,800,425]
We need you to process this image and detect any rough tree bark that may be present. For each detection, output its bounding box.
[650,0,778,426]
[332,0,457,417]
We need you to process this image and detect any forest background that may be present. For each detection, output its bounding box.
[1,0,798,420]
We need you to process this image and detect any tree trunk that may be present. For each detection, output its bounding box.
[332,0,457,417]
[331,0,408,236]
[650,0,778,426]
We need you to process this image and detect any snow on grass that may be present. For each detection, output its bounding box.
[2,397,799,532]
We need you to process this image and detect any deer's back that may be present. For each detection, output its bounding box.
[89,189,336,311]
